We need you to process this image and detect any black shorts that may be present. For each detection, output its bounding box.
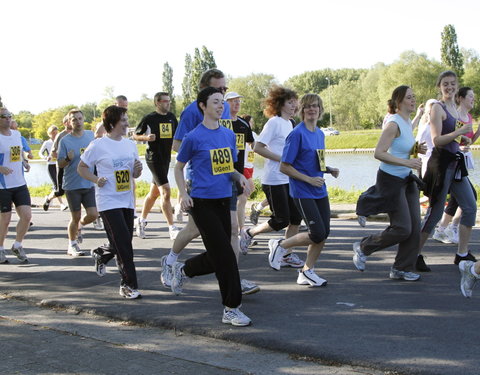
[0,185,31,213]
[146,158,170,186]
[65,187,96,212]
[262,183,302,231]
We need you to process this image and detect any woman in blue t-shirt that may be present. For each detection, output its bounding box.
[354,86,426,281]
[170,87,252,327]
[271,94,339,286]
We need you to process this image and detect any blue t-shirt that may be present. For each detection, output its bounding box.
[177,124,237,199]
[282,122,328,199]
[21,136,31,152]
[174,100,231,141]
[58,130,95,190]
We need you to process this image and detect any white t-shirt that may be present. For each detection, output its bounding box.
[257,116,292,185]
[81,136,138,212]
[0,130,27,189]
[39,139,56,165]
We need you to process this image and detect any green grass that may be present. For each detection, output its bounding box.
[325,130,382,149]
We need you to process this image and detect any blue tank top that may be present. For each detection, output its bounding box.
[439,103,459,154]
[379,114,415,178]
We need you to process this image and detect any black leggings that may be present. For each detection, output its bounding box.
[47,164,58,191]
[184,197,241,309]
[100,208,138,289]
[54,167,64,197]
[293,197,330,243]
[262,183,302,231]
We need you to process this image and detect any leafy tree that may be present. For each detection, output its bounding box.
[181,53,192,107]
[441,24,464,78]
[328,79,362,130]
[200,45,216,71]
[190,48,204,98]
[14,110,34,129]
[127,95,155,127]
[462,49,480,118]
[32,105,75,140]
[80,102,98,123]
[162,61,176,115]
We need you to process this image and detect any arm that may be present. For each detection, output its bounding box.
[77,160,104,185]
[174,161,193,210]
[411,104,424,129]
[253,141,281,162]
[172,139,182,153]
[39,141,48,160]
[133,133,156,142]
[471,123,480,144]
[231,170,252,195]
[280,162,325,187]
[430,104,472,147]
[374,122,421,169]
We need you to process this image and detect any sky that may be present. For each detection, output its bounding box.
[2,0,480,114]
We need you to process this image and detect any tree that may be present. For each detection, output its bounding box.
[14,111,34,129]
[441,24,464,78]
[32,105,76,140]
[462,49,480,118]
[127,95,155,127]
[190,48,204,98]
[181,53,192,107]
[200,45,216,71]
[162,62,176,115]
[80,102,98,123]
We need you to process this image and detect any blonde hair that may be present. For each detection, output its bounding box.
[47,125,58,136]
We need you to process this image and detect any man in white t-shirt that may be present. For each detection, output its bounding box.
[0,107,31,263]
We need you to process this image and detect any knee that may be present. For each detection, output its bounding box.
[269,217,289,231]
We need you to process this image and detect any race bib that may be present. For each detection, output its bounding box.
[410,141,419,158]
[80,148,86,155]
[316,149,327,172]
[159,123,173,139]
[455,120,465,144]
[10,146,21,162]
[247,151,255,163]
[210,147,234,175]
[219,119,233,130]
[236,133,245,150]
[115,169,131,192]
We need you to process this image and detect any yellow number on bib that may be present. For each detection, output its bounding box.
[115,169,131,192]
[159,123,172,139]
[247,151,255,163]
[219,119,233,130]
[317,149,327,172]
[210,147,234,175]
[10,146,21,162]
[455,120,465,143]
[236,133,245,150]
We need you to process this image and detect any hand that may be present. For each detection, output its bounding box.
[238,175,251,196]
[407,158,422,170]
[67,149,75,160]
[147,134,156,142]
[133,159,143,177]
[308,176,325,187]
[47,156,52,162]
[457,122,473,135]
[96,176,107,187]
[0,166,13,175]
[417,142,428,155]
[27,152,34,159]
[180,194,193,211]
[416,104,425,117]
[329,168,340,178]
[23,161,30,172]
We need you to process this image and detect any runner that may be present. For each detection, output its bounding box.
[50,114,72,201]
[170,87,252,326]
[57,109,98,256]
[134,92,180,240]
[239,85,304,270]
[271,94,339,285]
[354,85,425,281]
[78,105,142,299]
[0,107,31,263]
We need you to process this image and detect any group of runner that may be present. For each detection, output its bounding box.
[1,68,479,327]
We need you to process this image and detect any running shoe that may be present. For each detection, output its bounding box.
[67,243,85,257]
[297,269,327,287]
[432,227,452,244]
[11,245,28,262]
[239,228,253,255]
[389,267,420,281]
[160,255,173,288]
[280,253,305,268]
[60,204,69,211]
[119,284,142,299]
[445,224,459,244]
[171,262,186,295]
[136,217,146,239]
[357,215,366,227]
[459,260,477,298]
[0,249,8,264]
[352,241,366,271]
[169,225,181,240]
[268,239,287,271]
[222,307,251,327]
[93,218,104,230]
[241,279,260,295]
[91,248,107,277]
[249,203,261,225]
[415,254,431,272]
[454,252,477,265]
[43,196,51,211]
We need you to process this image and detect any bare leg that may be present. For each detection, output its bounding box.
[81,207,98,227]
[172,215,200,254]
[68,211,82,241]
[141,183,159,220]
[159,184,174,226]
[14,205,32,243]
[304,241,325,270]
[0,211,12,247]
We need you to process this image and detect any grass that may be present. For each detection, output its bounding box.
[325,130,382,149]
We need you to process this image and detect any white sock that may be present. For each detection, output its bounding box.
[169,225,177,230]
[255,203,263,211]
[13,241,22,249]
[457,251,468,257]
[166,250,178,266]
[69,240,78,246]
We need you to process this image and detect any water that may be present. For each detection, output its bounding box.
[25,151,480,191]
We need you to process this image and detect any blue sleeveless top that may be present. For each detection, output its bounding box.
[439,103,459,154]
[379,114,415,178]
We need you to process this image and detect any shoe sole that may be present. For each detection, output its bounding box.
[242,287,260,295]
[222,319,251,327]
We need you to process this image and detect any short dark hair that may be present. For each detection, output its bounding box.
[199,69,224,89]
[197,87,223,115]
[387,85,410,115]
[154,92,169,102]
[102,105,127,132]
[115,95,128,101]
[456,86,473,105]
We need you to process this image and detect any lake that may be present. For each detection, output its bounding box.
[25,150,480,191]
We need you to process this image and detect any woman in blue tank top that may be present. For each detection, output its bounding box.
[354,86,425,281]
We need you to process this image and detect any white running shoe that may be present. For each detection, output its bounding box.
[239,228,253,255]
[459,260,478,298]
[67,243,85,257]
[11,245,28,262]
[119,284,142,299]
[352,241,366,271]
[280,253,305,268]
[297,269,327,287]
[171,262,186,295]
[241,279,260,295]
[444,224,459,244]
[93,218,104,230]
[169,225,181,240]
[432,227,452,244]
[160,255,173,288]
[268,239,287,271]
[136,217,146,239]
[222,307,251,326]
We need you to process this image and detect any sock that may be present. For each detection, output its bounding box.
[255,203,263,211]
[166,249,178,266]
[457,251,468,257]
[69,240,78,246]
[471,264,480,278]
[169,225,177,230]
[13,241,22,249]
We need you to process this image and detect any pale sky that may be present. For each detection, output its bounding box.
[2,0,479,114]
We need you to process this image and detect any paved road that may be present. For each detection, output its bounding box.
[1,205,479,375]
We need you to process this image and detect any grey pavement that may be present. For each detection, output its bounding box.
[1,201,479,375]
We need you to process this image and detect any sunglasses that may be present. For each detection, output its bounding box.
[0,114,12,119]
